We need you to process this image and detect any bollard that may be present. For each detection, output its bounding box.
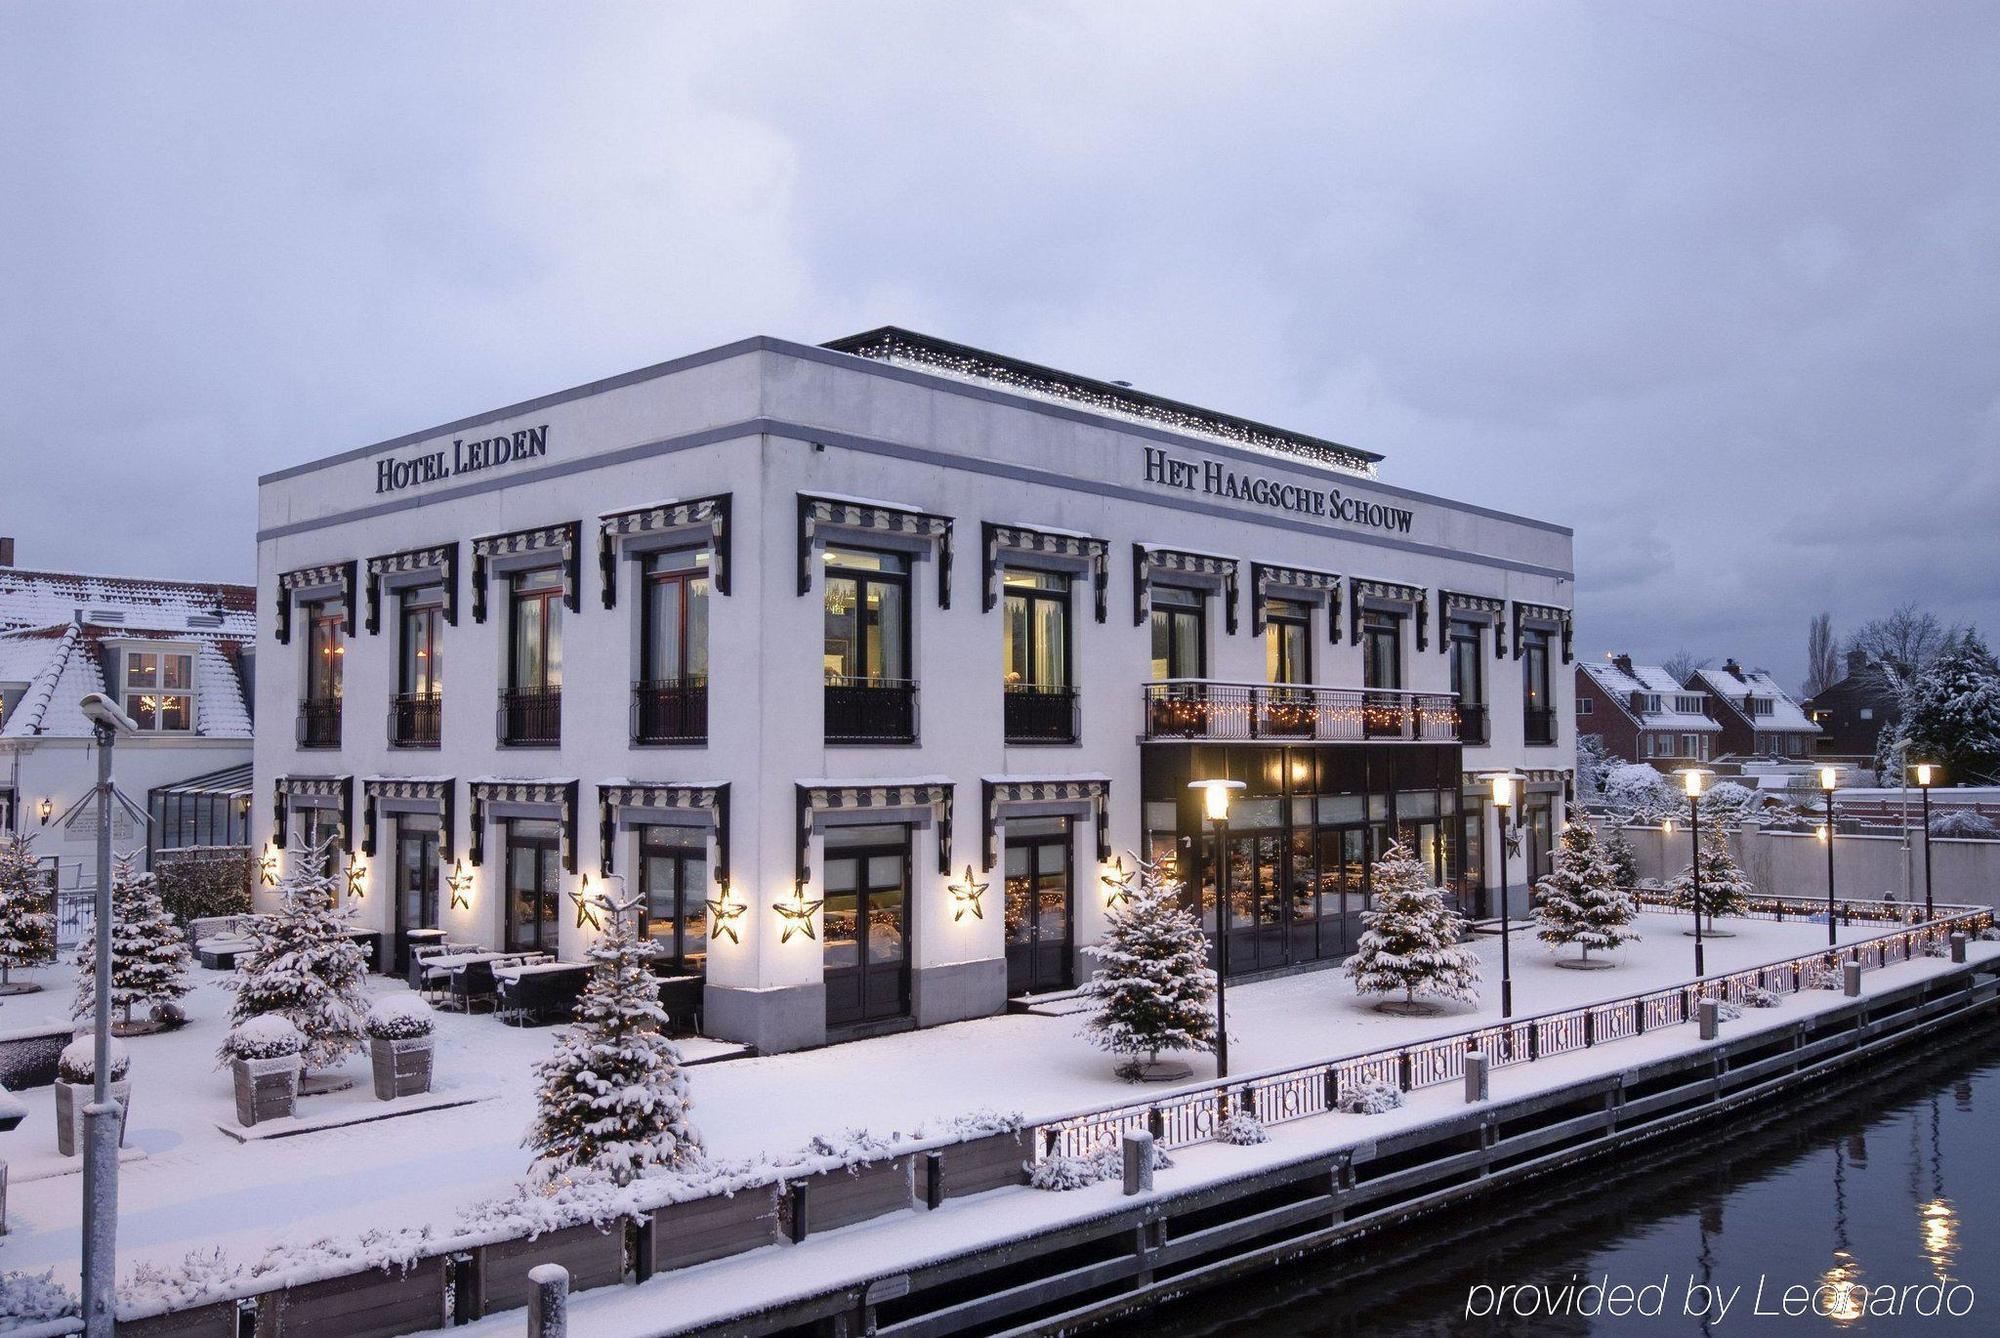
[1122,1130,1155,1196]
[1463,1050,1489,1103]
[1951,933,1968,964]
[527,1263,569,1338]
[1843,961,1862,997]
[1698,998,1719,1041]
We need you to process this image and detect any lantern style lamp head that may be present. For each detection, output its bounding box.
[1188,777,1245,822]
[1818,765,1838,793]
[37,796,52,825]
[1913,763,1936,789]
[1486,771,1518,810]
[1675,766,1711,799]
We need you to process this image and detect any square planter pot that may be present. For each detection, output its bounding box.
[232,1055,301,1127]
[55,1079,131,1158]
[369,1036,434,1101]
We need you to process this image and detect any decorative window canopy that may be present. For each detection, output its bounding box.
[272,774,354,853]
[467,778,579,872]
[469,522,582,623]
[364,544,460,634]
[596,780,730,885]
[797,494,954,608]
[1512,601,1574,663]
[982,522,1109,623]
[275,561,357,644]
[980,777,1111,868]
[796,780,954,887]
[1350,578,1430,650]
[598,494,732,608]
[1249,563,1342,641]
[360,776,455,863]
[1438,590,1507,658]
[1133,544,1240,634]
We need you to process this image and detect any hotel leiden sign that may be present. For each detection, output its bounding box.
[374,424,551,495]
[1142,446,1414,534]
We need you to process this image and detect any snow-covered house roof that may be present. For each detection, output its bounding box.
[1689,661,1819,734]
[0,567,255,638]
[1580,658,1721,732]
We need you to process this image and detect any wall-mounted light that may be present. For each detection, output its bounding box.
[447,859,474,910]
[37,797,53,826]
[772,882,822,944]
[1100,854,1136,908]
[706,885,746,944]
[569,877,604,931]
[256,842,280,887]
[948,865,989,922]
[343,851,367,900]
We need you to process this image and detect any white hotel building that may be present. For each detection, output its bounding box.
[254,329,1575,1053]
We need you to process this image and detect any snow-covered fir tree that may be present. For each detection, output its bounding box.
[0,834,56,988]
[1082,856,1216,1079]
[1346,841,1481,1012]
[1668,826,1754,927]
[1895,632,2000,786]
[72,854,190,1027]
[1574,734,1613,801]
[1533,822,1639,964]
[524,885,700,1183]
[1601,827,1640,892]
[221,836,368,1070]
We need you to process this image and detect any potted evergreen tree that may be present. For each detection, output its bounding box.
[1347,841,1482,1015]
[1535,822,1640,969]
[0,833,56,995]
[1670,827,1755,935]
[365,996,436,1100]
[54,1035,130,1157]
[227,1015,304,1127]
[1081,856,1217,1081]
[71,854,191,1033]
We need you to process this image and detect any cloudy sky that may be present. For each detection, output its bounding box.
[4,2,1996,692]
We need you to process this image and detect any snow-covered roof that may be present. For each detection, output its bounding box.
[0,566,255,639]
[0,623,252,741]
[1690,665,1820,733]
[1579,660,1721,731]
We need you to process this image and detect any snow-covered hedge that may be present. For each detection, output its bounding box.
[227,1015,304,1061]
[1715,1000,1744,1023]
[1743,987,1782,1008]
[1929,810,1998,839]
[0,1269,78,1325]
[57,1034,129,1085]
[364,997,435,1041]
[1027,1140,1174,1192]
[1336,1077,1403,1115]
[1218,1109,1269,1145]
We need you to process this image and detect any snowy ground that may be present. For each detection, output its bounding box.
[0,912,1889,1293]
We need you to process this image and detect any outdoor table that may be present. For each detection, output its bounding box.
[197,939,256,971]
[494,961,590,1026]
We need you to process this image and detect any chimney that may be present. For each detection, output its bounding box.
[1845,648,1866,676]
[0,537,13,567]
[1722,658,1744,682]
[1612,653,1635,675]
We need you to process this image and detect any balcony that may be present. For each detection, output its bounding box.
[1004,684,1079,744]
[1525,706,1558,746]
[296,698,342,749]
[825,676,917,745]
[633,677,709,745]
[1456,703,1489,746]
[388,692,442,749]
[1142,681,1459,744]
[498,688,562,747]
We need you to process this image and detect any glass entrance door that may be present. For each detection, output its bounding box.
[1222,833,1289,974]
[392,813,440,973]
[1003,817,1073,996]
[1524,797,1556,887]
[504,819,561,954]
[1317,825,1370,959]
[823,825,911,1029]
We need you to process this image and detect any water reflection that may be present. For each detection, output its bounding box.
[1110,1022,2000,1335]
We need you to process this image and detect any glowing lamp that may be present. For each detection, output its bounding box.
[1188,777,1245,823]
[1818,766,1838,792]
[1486,772,1517,810]
[1816,824,1829,844]
[37,797,52,825]
[1675,766,1711,798]
[1913,763,1936,788]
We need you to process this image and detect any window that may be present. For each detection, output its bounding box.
[1683,733,1699,757]
[1576,696,1594,715]
[636,548,710,744]
[306,604,345,703]
[1362,613,1402,690]
[1265,599,1312,685]
[823,547,915,743]
[1003,568,1075,743]
[1522,628,1555,745]
[1859,707,1874,721]
[1149,585,1205,679]
[639,825,708,973]
[392,584,444,747]
[1449,618,1486,744]
[502,569,563,745]
[1676,695,1707,714]
[124,648,195,732]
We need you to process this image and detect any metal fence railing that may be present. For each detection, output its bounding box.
[1031,892,1993,1162]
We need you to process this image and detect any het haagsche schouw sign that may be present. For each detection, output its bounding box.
[375,424,551,495]
[1142,446,1414,534]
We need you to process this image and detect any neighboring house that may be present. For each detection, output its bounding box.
[1802,650,1902,759]
[1575,654,1722,769]
[1685,659,1820,762]
[0,558,257,868]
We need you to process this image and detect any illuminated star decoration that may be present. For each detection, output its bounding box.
[1100,854,1136,908]
[772,883,823,944]
[447,860,475,910]
[344,852,367,900]
[569,883,603,932]
[706,890,746,945]
[256,844,280,887]
[948,864,988,922]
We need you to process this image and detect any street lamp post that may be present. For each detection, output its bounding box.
[1913,763,1937,922]
[78,693,136,1338]
[1675,768,1712,978]
[1189,777,1244,1079]
[1487,772,1517,1019]
[1820,766,1839,947]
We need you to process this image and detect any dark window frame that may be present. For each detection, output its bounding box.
[823,546,913,685]
[1150,583,1207,679]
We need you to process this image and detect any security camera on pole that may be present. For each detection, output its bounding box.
[79,691,137,1338]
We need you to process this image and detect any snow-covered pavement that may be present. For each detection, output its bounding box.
[0,912,1886,1289]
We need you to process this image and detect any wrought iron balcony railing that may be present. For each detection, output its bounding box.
[388,692,441,748]
[1004,684,1079,743]
[1456,702,1489,746]
[633,677,709,745]
[1525,705,1558,746]
[498,687,562,747]
[1141,680,1459,744]
[297,698,342,749]
[825,676,917,744]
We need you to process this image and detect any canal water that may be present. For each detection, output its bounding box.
[1115,1017,2000,1335]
